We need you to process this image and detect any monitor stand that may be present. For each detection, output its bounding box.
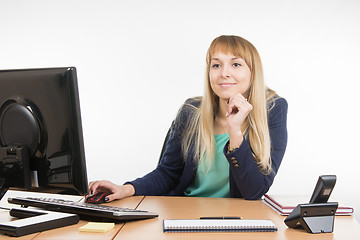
[0,145,31,191]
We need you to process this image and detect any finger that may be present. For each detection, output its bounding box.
[226,97,234,116]
[233,94,247,104]
[90,180,108,195]
[227,104,238,117]
[226,97,240,116]
[89,181,100,195]
[232,95,248,107]
[227,96,250,117]
[88,181,97,194]
[104,192,121,202]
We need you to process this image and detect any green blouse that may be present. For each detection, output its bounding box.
[184,133,230,198]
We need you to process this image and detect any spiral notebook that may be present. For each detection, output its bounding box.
[163,219,277,233]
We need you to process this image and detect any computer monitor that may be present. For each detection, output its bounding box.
[0,67,88,196]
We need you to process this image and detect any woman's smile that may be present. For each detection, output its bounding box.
[219,82,236,87]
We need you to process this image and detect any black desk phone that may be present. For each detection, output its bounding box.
[284,175,338,234]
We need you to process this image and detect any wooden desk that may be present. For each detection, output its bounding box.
[1,196,359,239]
[116,196,360,240]
[0,196,144,240]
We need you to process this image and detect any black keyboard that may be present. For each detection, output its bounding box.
[8,197,158,221]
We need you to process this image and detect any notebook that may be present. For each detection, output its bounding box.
[163,219,277,232]
[263,194,354,216]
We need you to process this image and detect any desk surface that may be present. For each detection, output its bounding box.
[0,195,359,239]
[0,195,144,240]
[117,196,360,240]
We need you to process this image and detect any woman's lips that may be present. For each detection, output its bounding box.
[219,82,236,87]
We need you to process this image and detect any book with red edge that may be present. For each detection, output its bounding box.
[263,194,354,216]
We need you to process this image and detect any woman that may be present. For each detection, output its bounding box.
[88,35,288,201]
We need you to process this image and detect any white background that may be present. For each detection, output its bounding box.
[1,0,359,222]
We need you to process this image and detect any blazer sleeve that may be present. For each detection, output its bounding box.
[126,126,185,196]
[224,97,288,200]
[125,99,198,196]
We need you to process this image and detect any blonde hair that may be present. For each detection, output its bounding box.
[180,35,276,174]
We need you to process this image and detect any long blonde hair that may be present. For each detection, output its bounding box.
[180,35,276,174]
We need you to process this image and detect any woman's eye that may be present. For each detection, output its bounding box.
[212,63,221,68]
[233,63,242,67]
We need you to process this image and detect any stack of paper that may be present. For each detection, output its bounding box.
[263,194,354,216]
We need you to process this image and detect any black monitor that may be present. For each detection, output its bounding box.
[0,67,88,196]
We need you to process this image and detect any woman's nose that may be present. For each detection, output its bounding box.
[221,65,230,78]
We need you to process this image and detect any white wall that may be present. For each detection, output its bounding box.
[1,0,359,222]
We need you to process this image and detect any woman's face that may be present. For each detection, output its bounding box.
[209,51,251,101]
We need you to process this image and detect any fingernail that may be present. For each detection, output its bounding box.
[226,112,229,117]
[105,197,109,202]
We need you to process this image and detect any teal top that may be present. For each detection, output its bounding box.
[184,133,230,198]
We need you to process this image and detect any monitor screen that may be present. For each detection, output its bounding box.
[0,67,88,196]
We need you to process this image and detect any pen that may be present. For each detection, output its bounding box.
[198,217,242,219]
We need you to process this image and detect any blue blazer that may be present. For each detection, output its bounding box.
[128,96,288,200]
